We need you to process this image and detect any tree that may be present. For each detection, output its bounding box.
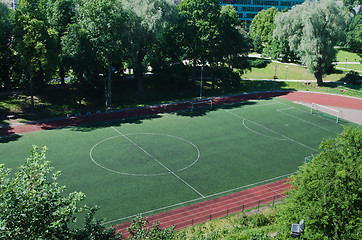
[346,14,362,54]
[122,0,177,92]
[0,2,13,91]
[217,5,249,69]
[63,0,126,106]
[274,0,350,86]
[276,127,362,239]
[47,0,77,85]
[176,0,221,80]
[13,0,58,108]
[0,146,122,239]
[249,7,278,54]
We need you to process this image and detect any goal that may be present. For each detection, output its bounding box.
[310,102,343,123]
[191,100,213,112]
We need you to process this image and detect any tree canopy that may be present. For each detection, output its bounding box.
[277,127,362,239]
[249,7,278,54]
[122,0,177,92]
[0,2,13,91]
[274,0,350,86]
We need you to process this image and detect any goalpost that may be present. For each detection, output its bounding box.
[191,100,213,112]
[310,102,343,123]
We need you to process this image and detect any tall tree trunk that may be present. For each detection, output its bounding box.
[60,66,65,85]
[58,35,65,85]
[135,44,146,93]
[314,71,323,86]
[192,57,197,82]
[30,75,35,110]
[315,45,323,86]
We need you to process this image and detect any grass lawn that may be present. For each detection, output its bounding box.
[335,64,362,72]
[1,97,356,226]
[335,49,362,63]
[240,62,347,81]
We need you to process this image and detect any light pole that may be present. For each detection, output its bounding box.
[200,63,203,99]
[273,50,278,89]
[108,66,112,110]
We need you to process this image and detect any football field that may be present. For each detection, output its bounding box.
[0,97,355,225]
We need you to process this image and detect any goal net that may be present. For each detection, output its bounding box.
[310,103,343,123]
[191,100,213,112]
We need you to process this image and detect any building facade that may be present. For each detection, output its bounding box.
[1,0,17,9]
[220,0,304,24]
[174,0,305,25]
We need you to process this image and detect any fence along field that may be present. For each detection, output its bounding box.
[0,97,355,226]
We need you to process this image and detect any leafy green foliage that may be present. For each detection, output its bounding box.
[249,59,267,68]
[0,146,83,239]
[346,14,362,54]
[13,0,58,89]
[122,0,177,92]
[274,0,350,85]
[0,2,13,91]
[0,146,121,239]
[249,7,278,53]
[277,127,362,239]
[177,0,221,64]
[126,215,175,239]
[47,0,77,85]
[62,0,126,105]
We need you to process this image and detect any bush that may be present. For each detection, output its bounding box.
[249,213,271,227]
[340,70,361,85]
[249,59,268,68]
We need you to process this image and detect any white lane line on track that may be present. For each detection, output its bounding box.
[104,122,205,198]
[103,172,294,225]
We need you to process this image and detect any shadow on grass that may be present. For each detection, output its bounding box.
[0,133,21,143]
[70,113,163,132]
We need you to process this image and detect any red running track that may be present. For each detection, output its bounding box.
[280,91,362,110]
[114,178,291,238]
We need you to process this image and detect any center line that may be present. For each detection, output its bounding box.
[105,122,205,198]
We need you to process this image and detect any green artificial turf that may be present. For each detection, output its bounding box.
[0,97,357,226]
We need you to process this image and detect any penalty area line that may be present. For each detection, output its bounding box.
[104,122,205,198]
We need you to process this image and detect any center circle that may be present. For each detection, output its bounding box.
[90,133,200,176]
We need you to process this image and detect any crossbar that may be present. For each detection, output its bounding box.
[310,102,342,123]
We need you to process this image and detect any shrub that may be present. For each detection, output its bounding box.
[249,213,270,227]
[249,59,268,68]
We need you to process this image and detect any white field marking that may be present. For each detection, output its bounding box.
[102,172,295,225]
[242,118,288,141]
[266,185,284,197]
[104,122,205,198]
[226,111,318,152]
[90,133,200,177]
[226,101,279,112]
[276,108,339,134]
